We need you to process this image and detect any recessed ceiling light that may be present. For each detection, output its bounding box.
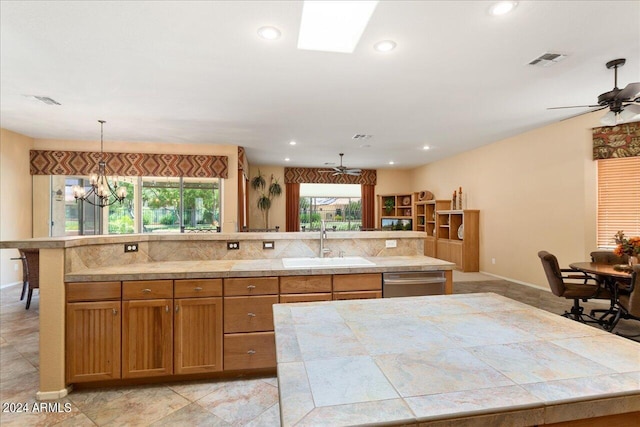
[258,26,281,40]
[374,40,396,53]
[289,141,297,146]
[389,161,395,165]
[489,1,518,16]
[298,1,378,53]
[423,145,430,150]
[284,158,290,162]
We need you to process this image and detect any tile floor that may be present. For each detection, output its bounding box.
[1,275,638,426]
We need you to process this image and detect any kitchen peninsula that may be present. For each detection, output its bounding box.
[0,231,454,400]
[274,293,640,426]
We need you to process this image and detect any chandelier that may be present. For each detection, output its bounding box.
[72,120,127,207]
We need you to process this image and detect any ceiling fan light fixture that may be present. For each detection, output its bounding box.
[619,104,640,123]
[489,1,518,16]
[600,110,618,126]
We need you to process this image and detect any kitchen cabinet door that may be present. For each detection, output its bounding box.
[174,297,223,374]
[122,299,173,378]
[66,301,121,383]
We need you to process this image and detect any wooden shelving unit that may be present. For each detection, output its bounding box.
[378,194,414,230]
[435,209,479,272]
[416,199,450,257]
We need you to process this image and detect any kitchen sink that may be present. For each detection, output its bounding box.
[281,256,376,269]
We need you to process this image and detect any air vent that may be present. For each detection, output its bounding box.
[352,134,372,140]
[528,53,567,67]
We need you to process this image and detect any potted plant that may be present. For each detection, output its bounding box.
[251,170,282,229]
[384,198,395,215]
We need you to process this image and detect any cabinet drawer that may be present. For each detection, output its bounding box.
[66,281,121,302]
[223,332,275,371]
[333,290,382,300]
[123,280,173,300]
[224,277,278,296]
[280,275,332,294]
[224,295,278,333]
[280,293,332,304]
[174,279,222,298]
[333,273,382,292]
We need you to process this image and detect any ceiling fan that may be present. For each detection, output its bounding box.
[548,58,640,125]
[319,153,362,176]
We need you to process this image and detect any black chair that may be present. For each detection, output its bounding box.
[18,249,39,310]
[10,251,28,301]
[538,251,610,323]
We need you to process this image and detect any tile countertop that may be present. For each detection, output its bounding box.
[64,256,454,282]
[273,293,640,427]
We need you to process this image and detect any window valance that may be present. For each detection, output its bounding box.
[284,167,376,185]
[592,122,640,160]
[29,150,228,178]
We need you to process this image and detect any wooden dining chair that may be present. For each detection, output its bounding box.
[538,251,611,323]
[9,251,29,301]
[20,248,40,310]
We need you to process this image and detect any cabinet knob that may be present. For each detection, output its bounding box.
[194,287,203,291]
[247,349,256,355]
[247,285,256,290]
[165,306,169,313]
[175,305,179,313]
[112,309,118,315]
[247,312,256,317]
[142,288,151,294]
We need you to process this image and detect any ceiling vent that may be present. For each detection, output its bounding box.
[352,134,372,140]
[528,53,567,67]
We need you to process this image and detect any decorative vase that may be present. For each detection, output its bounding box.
[629,256,639,266]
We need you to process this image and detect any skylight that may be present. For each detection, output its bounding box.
[297,1,378,53]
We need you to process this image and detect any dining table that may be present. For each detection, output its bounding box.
[569,261,633,329]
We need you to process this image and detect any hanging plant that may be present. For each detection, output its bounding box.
[252,172,282,228]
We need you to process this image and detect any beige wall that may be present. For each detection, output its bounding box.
[0,129,34,286]
[247,165,285,230]
[410,111,603,289]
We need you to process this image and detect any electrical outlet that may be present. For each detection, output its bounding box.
[263,241,275,250]
[227,241,240,250]
[385,240,397,248]
[124,243,138,253]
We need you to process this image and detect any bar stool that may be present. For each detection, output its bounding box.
[11,249,40,309]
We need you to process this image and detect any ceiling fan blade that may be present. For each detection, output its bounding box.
[559,106,608,122]
[319,170,335,173]
[547,105,600,110]
[345,171,361,176]
[616,82,640,101]
[344,169,362,173]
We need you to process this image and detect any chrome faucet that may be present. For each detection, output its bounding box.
[320,220,331,258]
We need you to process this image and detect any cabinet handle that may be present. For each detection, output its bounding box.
[175,305,179,313]
[166,306,169,313]
[142,288,151,294]
[247,285,256,290]
[247,350,256,355]
[247,312,256,317]
[112,309,118,315]
[194,287,203,291]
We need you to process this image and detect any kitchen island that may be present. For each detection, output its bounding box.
[273,293,640,426]
[0,231,454,400]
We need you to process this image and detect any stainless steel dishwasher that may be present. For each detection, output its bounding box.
[382,271,446,298]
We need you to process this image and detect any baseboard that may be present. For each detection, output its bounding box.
[479,271,548,291]
[36,386,71,401]
[0,281,21,290]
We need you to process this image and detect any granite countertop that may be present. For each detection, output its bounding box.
[64,256,454,282]
[273,293,640,426]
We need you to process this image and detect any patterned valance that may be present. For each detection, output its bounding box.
[30,150,228,178]
[592,122,640,160]
[238,146,249,171]
[284,167,376,185]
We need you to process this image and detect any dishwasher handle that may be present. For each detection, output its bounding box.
[383,277,446,285]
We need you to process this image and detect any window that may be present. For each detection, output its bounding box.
[53,176,220,235]
[597,157,640,247]
[299,184,361,231]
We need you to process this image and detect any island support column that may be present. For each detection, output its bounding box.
[36,248,69,400]
[445,270,453,294]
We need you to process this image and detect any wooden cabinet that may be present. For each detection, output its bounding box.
[418,200,450,257]
[122,280,173,378]
[223,277,278,371]
[66,281,122,383]
[435,210,479,272]
[280,275,332,303]
[378,194,414,230]
[174,279,223,375]
[333,273,382,300]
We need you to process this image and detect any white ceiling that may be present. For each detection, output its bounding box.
[1,1,639,169]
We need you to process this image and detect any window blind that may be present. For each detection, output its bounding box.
[597,156,640,247]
